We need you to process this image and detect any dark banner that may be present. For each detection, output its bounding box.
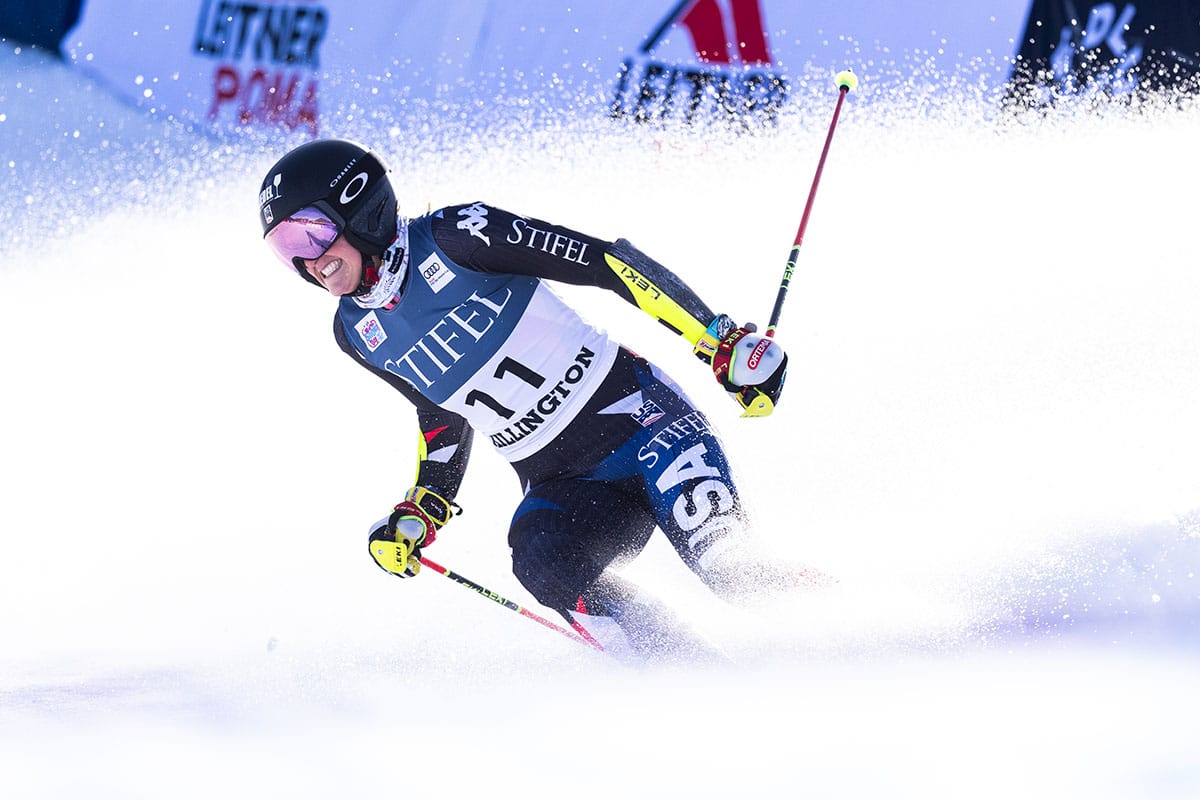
[0,0,80,52]
[1007,0,1200,107]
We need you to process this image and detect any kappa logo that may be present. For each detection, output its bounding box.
[612,0,787,125]
[456,202,491,245]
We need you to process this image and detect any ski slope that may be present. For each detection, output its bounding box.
[2,43,1199,798]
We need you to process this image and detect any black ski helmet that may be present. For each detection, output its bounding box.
[258,139,398,265]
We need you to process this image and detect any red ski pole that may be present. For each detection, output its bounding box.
[765,69,859,339]
[419,556,604,651]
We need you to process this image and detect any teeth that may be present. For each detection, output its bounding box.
[321,259,342,278]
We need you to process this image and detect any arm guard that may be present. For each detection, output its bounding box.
[602,238,712,345]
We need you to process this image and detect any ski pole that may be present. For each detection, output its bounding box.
[766,69,858,338]
[419,556,604,651]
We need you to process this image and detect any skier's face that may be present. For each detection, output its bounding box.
[300,235,364,296]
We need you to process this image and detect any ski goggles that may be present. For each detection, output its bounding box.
[264,205,343,271]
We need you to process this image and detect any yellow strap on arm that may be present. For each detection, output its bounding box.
[403,485,455,528]
[410,431,454,526]
[603,251,708,346]
[414,427,429,485]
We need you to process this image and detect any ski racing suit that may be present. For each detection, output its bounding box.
[334,202,763,654]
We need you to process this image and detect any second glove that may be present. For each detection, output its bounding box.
[698,315,789,417]
[367,486,458,578]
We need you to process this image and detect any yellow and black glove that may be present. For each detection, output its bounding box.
[367,486,458,578]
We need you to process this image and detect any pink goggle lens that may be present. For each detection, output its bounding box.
[265,206,341,269]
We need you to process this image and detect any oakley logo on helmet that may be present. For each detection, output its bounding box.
[329,156,360,187]
[339,171,370,204]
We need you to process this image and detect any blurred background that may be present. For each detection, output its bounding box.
[2,2,1198,798]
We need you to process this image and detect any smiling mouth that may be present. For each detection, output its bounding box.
[321,259,343,279]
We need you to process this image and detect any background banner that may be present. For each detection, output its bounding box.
[24,0,1198,138]
[1008,0,1200,107]
[0,0,80,51]
[56,0,1033,137]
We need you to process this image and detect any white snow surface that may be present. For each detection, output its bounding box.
[2,44,1199,799]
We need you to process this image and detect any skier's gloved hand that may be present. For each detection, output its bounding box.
[696,315,788,417]
[367,486,458,578]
